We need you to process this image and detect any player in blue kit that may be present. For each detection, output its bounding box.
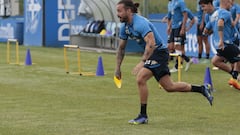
[230,0,240,28]
[201,0,240,90]
[167,7,195,63]
[199,0,219,69]
[196,0,211,61]
[185,9,196,32]
[230,0,240,46]
[115,0,213,125]
[167,0,192,72]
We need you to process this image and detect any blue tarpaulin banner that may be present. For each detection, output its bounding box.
[0,17,24,44]
[24,0,43,46]
[24,0,82,47]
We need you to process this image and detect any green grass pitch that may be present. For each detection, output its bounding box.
[0,43,239,135]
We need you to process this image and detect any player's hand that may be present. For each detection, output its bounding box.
[132,61,144,76]
[232,21,236,27]
[218,41,224,50]
[180,28,185,36]
[200,23,204,30]
[167,27,171,35]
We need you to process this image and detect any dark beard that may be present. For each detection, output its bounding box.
[118,16,128,23]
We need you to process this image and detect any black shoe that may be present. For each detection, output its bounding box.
[202,84,214,106]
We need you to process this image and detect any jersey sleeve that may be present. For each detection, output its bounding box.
[205,21,213,31]
[167,11,172,19]
[136,21,152,38]
[236,4,240,14]
[187,9,194,20]
[204,14,209,24]
[179,1,187,13]
[219,10,231,23]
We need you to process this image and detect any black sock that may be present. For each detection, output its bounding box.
[182,54,190,62]
[206,54,210,59]
[140,104,147,116]
[191,85,204,93]
[229,69,233,75]
[198,53,202,59]
[175,59,178,69]
[231,71,238,79]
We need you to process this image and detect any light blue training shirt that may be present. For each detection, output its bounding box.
[119,14,167,49]
[205,8,236,46]
[167,0,187,29]
[196,0,204,24]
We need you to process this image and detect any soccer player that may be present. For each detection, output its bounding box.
[184,9,196,63]
[167,0,192,72]
[199,0,219,69]
[230,0,240,28]
[201,0,240,90]
[115,0,213,125]
[185,9,196,32]
[196,0,211,61]
[230,0,240,46]
[167,7,195,64]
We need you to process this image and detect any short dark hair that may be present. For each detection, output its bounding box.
[117,0,140,13]
[199,0,213,5]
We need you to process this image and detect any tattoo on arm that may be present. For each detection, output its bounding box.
[117,48,125,66]
[142,32,156,61]
[117,48,125,61]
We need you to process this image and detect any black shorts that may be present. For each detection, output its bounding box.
[216,44,240,63]
[169,27,186,45]
[233,39,239,47]
[197,24,205,36]
[144,47,170,82]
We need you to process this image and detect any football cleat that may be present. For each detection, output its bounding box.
[128,114,148,125]
[202,84,214,106]
[212,66,219,70]
[185,58,193,71]
[170,67,178,73]
[228,78,240,90]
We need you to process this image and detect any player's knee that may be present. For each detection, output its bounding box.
[211,58,218,66]
[211,60,216,66]
[136,77,145,86]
